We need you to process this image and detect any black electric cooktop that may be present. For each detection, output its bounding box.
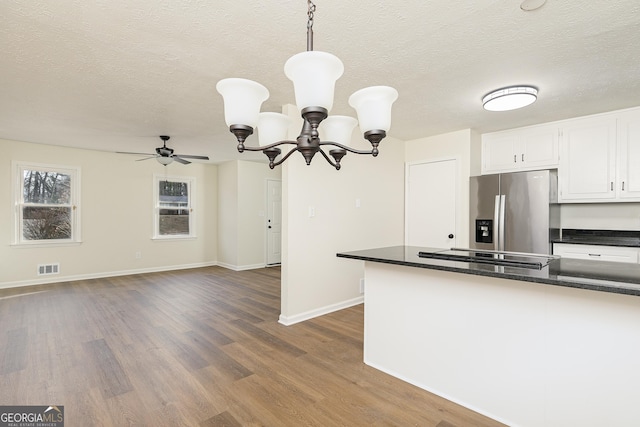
[418,248,556,269]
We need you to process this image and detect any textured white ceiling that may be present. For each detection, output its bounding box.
[1,0,640,164]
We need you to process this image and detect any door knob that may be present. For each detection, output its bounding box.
[268,226,272,229]
[448,234,454,239]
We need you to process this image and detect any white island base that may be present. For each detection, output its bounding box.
[364,262,640,427]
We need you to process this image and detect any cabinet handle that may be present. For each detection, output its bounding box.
[611,182,614,191]
[588,253,601,257]
[622,181,625,191]
[521,153,524,162]
[514,155,517,163]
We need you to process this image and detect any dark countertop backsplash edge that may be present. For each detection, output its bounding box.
[553,228,640,247]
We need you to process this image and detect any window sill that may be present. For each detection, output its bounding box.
[11,241,83,249]
[151,235,197,241]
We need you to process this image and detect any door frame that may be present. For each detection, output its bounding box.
[404,157,460,247]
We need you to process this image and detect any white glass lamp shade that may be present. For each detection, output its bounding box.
[284,51,344,111]
[319,115,358,146]
[482,86,537,111]
[257,112,291,146]
[156,156,173,166]
[216,78,269,127]
[348,86,398,133]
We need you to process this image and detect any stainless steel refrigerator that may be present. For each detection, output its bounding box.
[469,169,559,254]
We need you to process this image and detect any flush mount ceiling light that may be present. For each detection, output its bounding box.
[216,0,398,170]
[520,0,547,11]
[482,86,538,112]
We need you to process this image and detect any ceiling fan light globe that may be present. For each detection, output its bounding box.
[156,156,173,166]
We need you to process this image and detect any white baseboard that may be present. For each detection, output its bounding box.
[0,261,219,290]
[216,262,265,271]
[278,296,364,326]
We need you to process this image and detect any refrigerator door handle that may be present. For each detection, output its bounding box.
[498,195,506,251]
[493,195,501,251]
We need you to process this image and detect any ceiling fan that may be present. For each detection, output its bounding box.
[118,135,209,165]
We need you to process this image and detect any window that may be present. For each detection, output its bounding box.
[153,175,195,239]
[13,162,81,245]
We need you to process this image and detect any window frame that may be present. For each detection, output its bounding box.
[12,161,82,247]
[152,174,196,240]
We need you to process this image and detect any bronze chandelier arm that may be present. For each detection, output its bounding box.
[318,141,376,155]
[237,140,298,152]
[269,145,305,168]
[317,148,340,169]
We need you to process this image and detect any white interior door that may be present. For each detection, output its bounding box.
[266,179,282,265]
[406,159,457,248]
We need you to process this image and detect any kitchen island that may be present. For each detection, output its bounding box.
[337,246,640,427]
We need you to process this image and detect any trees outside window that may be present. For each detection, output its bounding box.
[14,162,80,244]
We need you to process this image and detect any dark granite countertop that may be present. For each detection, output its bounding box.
[552,229,640,247]
[337,246,640,297]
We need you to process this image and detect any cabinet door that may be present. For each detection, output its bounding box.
[482,126,559,174]
[553,243,639,263]
[559,116,617,201]
[617,109,640,200]
[482,132,519,174]
[520,125,559,169]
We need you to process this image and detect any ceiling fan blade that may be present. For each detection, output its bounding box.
[175,154,209,160]
[117,151,156,156]
[173,156,191,165]
[135,156,157,162]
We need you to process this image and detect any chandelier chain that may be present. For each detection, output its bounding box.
[307,0,316,30]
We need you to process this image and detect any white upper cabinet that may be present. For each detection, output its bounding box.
[617,109,640,200]
[558,108,640,202]
[481,106,640,203]
[558,115,617,201]
[482,124,559,174]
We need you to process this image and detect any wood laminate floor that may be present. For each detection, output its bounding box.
[0,266,505,426]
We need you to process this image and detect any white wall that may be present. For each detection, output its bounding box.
[280,104,406,324]
[217,159,280,270]
[1,138,217,288]
[404,129,479,247]
[217,161,239,268]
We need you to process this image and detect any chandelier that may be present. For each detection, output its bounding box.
[216,0,398,170]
